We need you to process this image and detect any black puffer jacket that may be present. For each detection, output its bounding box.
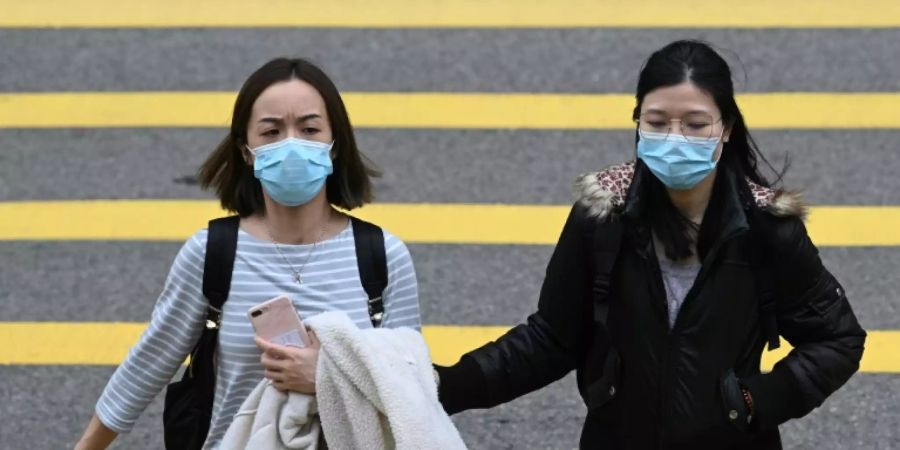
[436,162,866,449]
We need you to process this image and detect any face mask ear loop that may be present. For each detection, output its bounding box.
[246,142,266,155]
[327,140,337,160]
[711,131,725,164]
[243,143,256,165]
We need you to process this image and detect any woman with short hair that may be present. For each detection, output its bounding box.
[76,58,421,450]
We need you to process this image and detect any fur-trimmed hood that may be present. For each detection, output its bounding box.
[573,161,807,221]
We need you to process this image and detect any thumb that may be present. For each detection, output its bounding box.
[253,336,270,350]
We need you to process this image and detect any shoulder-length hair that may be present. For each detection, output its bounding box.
[198,57,379,217]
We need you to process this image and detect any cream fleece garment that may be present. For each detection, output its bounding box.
[311,311,467,450]
[219,380,322,450]
[221,311,466,450]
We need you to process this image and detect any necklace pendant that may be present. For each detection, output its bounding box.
[293,273,303,285]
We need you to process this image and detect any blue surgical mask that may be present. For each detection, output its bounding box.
[249,137,334,207]
[637,131,721,190]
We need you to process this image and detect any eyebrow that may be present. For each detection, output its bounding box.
[643,108,713,116]
[258,114,322,124]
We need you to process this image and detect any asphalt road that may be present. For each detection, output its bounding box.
[0,22,897,450]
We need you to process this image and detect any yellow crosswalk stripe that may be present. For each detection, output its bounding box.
[0,92,897,129]
[2,200,900,247]
[0,322,893,372]
[3,0,898,28]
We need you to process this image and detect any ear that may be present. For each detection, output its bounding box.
[329,140,338,160]
[722,119,735,143]
[240,141,254,165]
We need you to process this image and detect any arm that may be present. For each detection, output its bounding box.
[380,232,421,330]
[73,415,116,450]
[436,204,595,414]
[81,232,209,443]
[741,217,866,429]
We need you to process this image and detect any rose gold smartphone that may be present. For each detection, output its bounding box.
[247,295,310,348]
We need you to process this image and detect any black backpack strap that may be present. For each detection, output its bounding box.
[164,216,239,449]
[202,216,241,322]
[351,217,388,328]
[590,219,626,325]
[187,215,239,380]
[584,217,626,410]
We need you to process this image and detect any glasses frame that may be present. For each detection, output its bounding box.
[635,113,725,143]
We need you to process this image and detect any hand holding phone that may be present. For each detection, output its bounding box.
[247,295,311,348]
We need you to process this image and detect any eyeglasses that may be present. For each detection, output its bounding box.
[635,113,724,143]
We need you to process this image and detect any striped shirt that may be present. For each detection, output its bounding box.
[96,221,421,449]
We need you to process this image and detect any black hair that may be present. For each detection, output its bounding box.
[632,40,784,260]
[198,58,379,216]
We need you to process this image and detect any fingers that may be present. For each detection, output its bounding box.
[268,375,287,392]
[260,350,290,369]
[255,336,291,359]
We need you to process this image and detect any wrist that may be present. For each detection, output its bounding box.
[433,357,487,415]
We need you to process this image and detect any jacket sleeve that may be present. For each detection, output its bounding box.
[741,216,866,429]
[435,204,595,414]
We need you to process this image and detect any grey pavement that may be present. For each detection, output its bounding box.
[1,242,899,329]
[2,129,900,205]
[0,367,896,449]
[0,29,897,93]
[0,23,898,450]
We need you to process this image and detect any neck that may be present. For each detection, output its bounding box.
[262,192,335,244]
[666,169,717,224]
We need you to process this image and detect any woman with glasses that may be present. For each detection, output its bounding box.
[434,40,865,449]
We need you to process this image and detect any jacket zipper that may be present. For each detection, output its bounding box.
[670,227,748,332]
[649,227,748,447]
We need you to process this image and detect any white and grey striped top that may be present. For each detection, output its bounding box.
[95,221,421,449]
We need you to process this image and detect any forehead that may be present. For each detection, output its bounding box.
[250,79,327,121]
[641,81,720,116]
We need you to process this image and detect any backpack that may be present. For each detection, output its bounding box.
[162,215,389,450]
[582,213,780,411]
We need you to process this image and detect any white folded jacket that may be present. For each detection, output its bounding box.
[220,311,467,450]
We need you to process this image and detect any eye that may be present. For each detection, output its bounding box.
[302,127,320,135]
[261,129,279,137]
[686,123,711,130]
[647,121,667,128]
